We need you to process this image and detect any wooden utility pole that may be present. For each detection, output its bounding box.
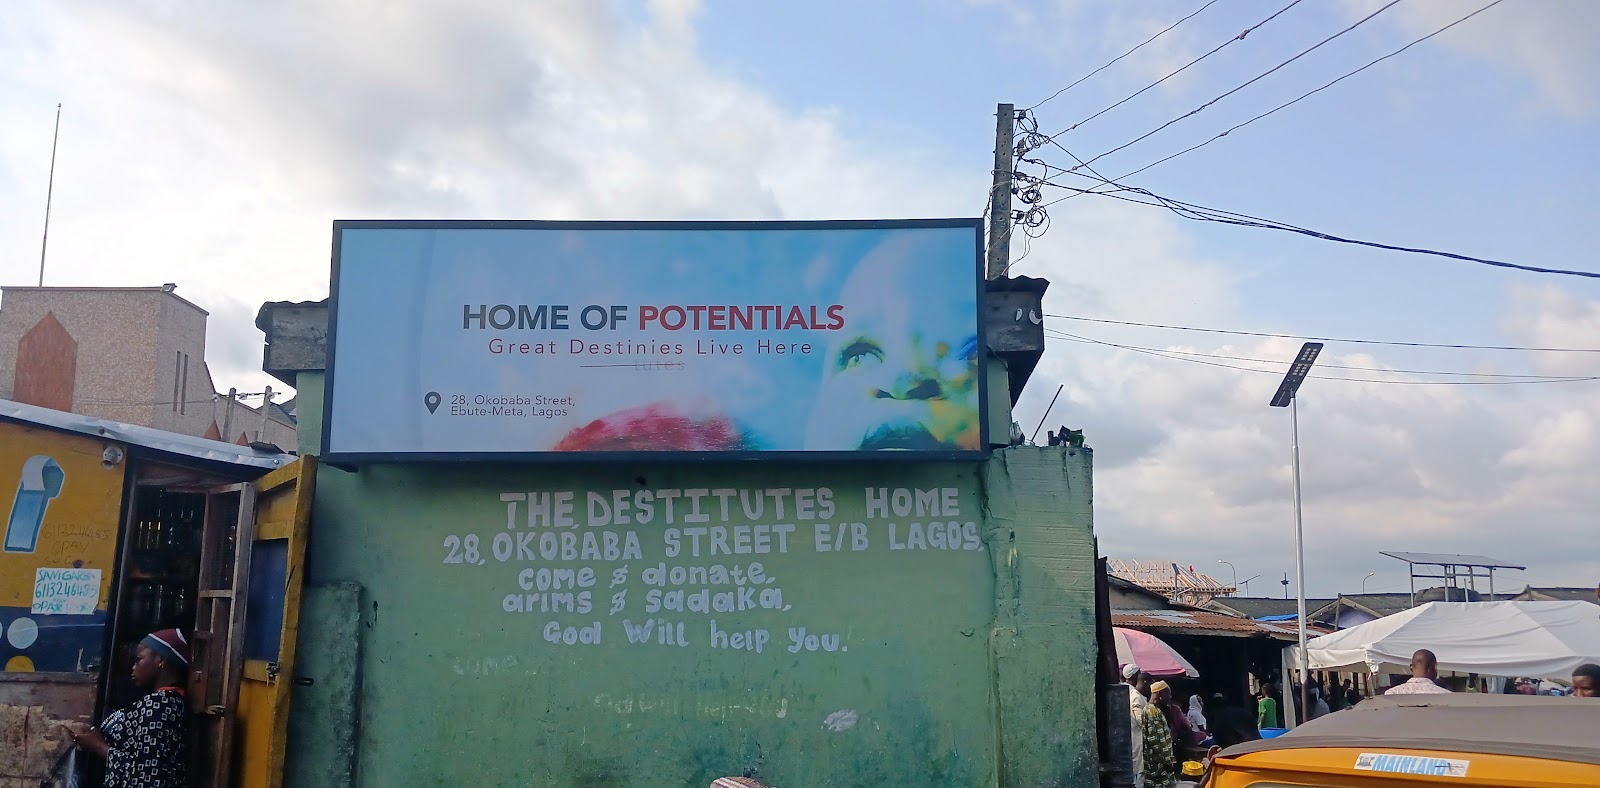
[259,385,274,443]
[222,387,237,443]
[985,103,1015,279]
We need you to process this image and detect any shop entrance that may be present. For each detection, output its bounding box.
[101,456,316,788]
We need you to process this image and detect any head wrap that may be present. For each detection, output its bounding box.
[1120,663,1140,680]
[1150,680,1170,693]
[142,629,190,666]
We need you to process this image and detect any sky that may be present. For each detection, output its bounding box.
[2,0,1597,597]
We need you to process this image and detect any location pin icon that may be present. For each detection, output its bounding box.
[424,391,441,414]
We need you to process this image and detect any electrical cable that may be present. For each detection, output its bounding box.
[1025,0,1227,112]
[1046,333,1594,378]
[1046,329,1600,384]
[1064,0,1402,173]
[1109,0,1510,182]
[1027,177,1600,280]
[1051,0,1307,135]
[1045,314,1600,353]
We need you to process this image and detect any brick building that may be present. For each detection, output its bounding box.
[0,285,296,448]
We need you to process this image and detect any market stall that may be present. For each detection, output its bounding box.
[1297,600,1600,679]
[0,399,303,785]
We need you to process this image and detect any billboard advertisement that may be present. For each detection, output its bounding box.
[324,220,987,461]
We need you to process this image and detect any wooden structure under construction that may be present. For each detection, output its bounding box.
[1108,559,1236,605]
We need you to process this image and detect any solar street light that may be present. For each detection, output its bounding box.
[1270,342,1322,724]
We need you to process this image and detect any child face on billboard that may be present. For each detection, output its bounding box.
[805,238,979,451]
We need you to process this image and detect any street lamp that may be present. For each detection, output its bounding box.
[1362,572,1376,593]
[1270,341,1323,725]
[1218,560,1238,592]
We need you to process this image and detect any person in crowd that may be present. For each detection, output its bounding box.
[1155,686,1195,763]
[1123,665,1147,788]
[1308,687,1331,719]
[1571,663,1599,698]
[71,629,190,787]
[1384,649,1451,695]
[1142,681,1179,788]
[1345,686,1362,708]
[1256,682,1280,728]
[1185,694,1209,742]
[1207,693,1260,749]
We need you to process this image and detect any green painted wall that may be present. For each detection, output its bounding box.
[288,373,1096,787]
[984,448,1099,787]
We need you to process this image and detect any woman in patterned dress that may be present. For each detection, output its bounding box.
[73,629,191,787]
[1141,681,1179,788]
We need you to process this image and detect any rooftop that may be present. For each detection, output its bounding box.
[1308,593,1417,622]
[1,398,289,470]
[1108,559,1235,602]
[0,284,211,316]
[1207,596,1334,620]
[1509,586,1598,603]
[1112,609,1324,641]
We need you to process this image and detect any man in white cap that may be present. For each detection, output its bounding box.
[1123,664,1147,787]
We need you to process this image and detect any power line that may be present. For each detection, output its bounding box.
[1046,314,1600,353]
[1046,330,1600,385]
[1051,0,1306,135]
[1027,177,1600,280]
[1025,0,1226,112]
[1064,0,1402,173]
[1110,0,1510,182]
[1047,332,1593,378]
[70,390,284,407]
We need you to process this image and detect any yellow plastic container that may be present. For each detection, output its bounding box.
[1206,694,1600,788]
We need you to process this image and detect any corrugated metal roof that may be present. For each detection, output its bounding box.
[1113,610,1324,640]
[1209,596,1334,619]
[1,399,289,470]
[1308,593,1416,620]
[1514,587,1599,603]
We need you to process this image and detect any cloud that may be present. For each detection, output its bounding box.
[1025,282,1600,595]
[1348,0,1600,115]
[0,0,969,396]
[1501,285,1600,376]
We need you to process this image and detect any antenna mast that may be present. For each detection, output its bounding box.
[39,103,62,287]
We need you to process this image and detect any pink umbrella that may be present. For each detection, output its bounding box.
[1114,627,1199,678]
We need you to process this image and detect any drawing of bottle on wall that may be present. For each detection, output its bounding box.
[4,456,66,553]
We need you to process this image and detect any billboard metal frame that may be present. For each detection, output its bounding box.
[322,218,990,464]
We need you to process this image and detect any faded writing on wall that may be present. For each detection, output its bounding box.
[438,486,981,656]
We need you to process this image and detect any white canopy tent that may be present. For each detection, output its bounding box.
[1280,601,1600,728]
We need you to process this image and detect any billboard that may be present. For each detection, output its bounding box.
[324,220,987,461]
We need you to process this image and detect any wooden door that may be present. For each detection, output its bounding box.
[190,456,316,788]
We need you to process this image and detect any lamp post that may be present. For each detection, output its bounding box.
[1362,572,1376,593]
[1270,341,1323,726]
[1218,560,1238,593]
